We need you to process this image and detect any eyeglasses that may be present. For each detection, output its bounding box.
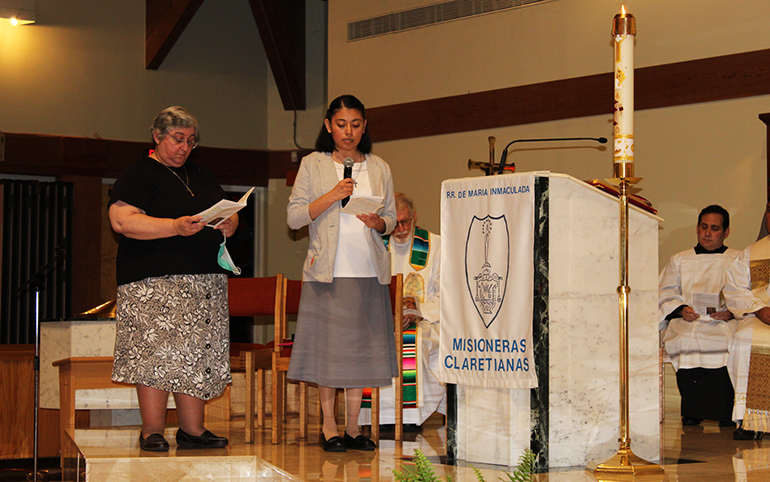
[396,217,413,229]
[168,134,198,149]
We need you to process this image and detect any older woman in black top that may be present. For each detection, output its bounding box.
[109,106,238,452]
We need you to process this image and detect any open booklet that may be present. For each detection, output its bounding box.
[340,195,384,216]
[195,187,254,227]
[692,292,722,320]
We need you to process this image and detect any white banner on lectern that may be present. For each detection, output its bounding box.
[438,172,537,389]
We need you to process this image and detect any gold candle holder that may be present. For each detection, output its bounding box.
[612,8,636,36]
[588,7,663,477]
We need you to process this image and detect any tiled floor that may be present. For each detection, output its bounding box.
[68,364,770,481]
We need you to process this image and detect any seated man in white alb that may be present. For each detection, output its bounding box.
[359,193,445,430]
[659,205,738,427]
[725,200,770,440]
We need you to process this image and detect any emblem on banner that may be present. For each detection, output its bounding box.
[465,215,509,328]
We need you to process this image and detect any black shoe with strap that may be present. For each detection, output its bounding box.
[175,428,229,449]
[321,434,346,452]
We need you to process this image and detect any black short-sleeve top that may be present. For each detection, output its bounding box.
[109,156,228,286]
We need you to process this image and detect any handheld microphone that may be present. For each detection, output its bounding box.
[342,157,354,207]
[498,137,608,174]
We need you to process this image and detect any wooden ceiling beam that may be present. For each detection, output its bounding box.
[146,0,205,70]
[248,0,306,110]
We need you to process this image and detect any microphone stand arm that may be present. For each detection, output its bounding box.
[470,136,606,176]
[498,137,605,175]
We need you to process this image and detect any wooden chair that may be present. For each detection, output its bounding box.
[371,273,405,442]
[271,277,308,444]
[228,276,282,443]
[229,342,270,429]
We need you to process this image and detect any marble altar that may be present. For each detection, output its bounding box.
[41,319,172,425]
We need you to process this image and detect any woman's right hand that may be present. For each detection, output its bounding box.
[307,178,356,221]
[331,178,355,202]
[173,215,205,236]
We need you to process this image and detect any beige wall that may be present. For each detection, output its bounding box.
[263,0,327,280]
[329,0,770,103]
[327,0,770,269]
[266,1,327,151]
[0,0,327,282]
[265,178,308,280]
[0,0,270,148]
[3,0,769,283]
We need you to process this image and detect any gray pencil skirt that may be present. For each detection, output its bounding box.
[287,277,398,388]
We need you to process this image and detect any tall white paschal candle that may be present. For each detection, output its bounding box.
[612,6,636,179]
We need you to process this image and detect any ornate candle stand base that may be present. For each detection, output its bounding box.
[588,438,664,476]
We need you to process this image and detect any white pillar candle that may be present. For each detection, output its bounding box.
[612,6,636,179]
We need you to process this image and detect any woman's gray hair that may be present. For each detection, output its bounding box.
[151,106,199,145]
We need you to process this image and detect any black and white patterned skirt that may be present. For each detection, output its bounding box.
[111,273,231,400]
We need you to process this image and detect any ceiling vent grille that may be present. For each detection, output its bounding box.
[348,0,550,41]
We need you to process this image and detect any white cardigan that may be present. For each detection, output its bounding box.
[287,151,396,285]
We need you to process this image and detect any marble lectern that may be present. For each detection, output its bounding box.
[448,173,661,469]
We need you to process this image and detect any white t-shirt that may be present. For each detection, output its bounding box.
[333,160,377,278]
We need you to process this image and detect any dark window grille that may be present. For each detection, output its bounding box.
[0,180,72,344]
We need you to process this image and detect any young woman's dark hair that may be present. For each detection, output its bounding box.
[315,94,373,154]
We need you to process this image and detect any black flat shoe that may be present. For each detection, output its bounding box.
[176,428,229,449]
[343,432,376,451]
[321,434,346,452]
[734,427,763,440]
[139,432,169,452]
[681,417,702,426]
